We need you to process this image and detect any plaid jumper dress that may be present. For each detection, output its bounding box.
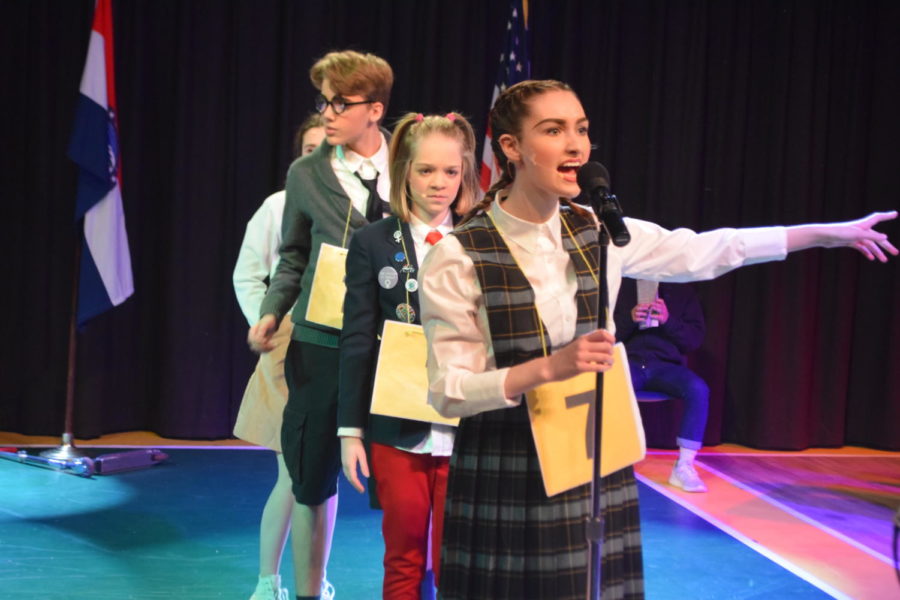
[438,208,645,600]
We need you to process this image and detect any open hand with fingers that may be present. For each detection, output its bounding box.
[340,436,369,494]
[809,211,898,261]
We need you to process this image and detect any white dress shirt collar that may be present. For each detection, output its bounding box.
[409,211,454,247]
[336,133,389,179]
[491,198,562,255]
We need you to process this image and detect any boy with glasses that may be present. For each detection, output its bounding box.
[248,49,394,600]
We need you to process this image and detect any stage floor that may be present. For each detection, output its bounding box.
[635,448,900,600]
[0,434,896,599]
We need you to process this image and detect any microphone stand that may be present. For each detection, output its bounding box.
[585,194,628,600]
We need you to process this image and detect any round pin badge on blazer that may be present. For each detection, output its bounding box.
[395,303,416,322]
[393,251,406,264]
[378,266,399,289]
[405,278,419,293]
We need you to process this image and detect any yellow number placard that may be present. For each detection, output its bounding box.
[370,320,460,426]
[304,243,348,330]
[526,344,645,496]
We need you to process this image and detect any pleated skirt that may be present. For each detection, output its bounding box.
[232,317,293,451]
[439,403,644,600]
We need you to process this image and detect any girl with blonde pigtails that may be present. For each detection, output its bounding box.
[337,112,480,599]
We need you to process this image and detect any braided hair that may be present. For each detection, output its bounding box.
[462,79,589,224]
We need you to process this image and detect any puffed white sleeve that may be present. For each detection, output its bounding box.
[616,218,788,281]
[599,217,787,332]
[419,235,521,418]
[233,191,284,326]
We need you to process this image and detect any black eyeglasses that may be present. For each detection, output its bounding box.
[314,94,376,115]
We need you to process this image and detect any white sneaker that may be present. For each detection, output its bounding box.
[668,460,708,493]
[321,579,336,600]
[249,574,289,600]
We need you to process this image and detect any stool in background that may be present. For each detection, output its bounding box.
[636,392,684,449]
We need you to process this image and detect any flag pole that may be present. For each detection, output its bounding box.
[41,237,88,460]
[43,0,133,460]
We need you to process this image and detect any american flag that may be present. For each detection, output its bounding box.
[480,0,531,192]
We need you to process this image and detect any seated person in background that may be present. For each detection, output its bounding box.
[614,279,710,492]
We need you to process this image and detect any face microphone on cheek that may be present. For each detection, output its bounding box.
[574,162,631,246]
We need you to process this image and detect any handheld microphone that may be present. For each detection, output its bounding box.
[575,162,631,246]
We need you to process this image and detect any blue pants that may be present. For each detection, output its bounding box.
[630,361,709,450]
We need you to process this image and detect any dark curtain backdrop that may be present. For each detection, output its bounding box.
[3,0,898,449]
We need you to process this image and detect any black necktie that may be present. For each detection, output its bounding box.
[355,170,388,222]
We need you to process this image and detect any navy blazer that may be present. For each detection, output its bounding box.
[338,215,432,449]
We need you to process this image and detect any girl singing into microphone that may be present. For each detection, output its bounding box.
[419,79,896,600]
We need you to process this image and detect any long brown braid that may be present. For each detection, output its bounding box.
[461,79,590,224]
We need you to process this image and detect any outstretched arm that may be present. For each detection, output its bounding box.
[786,211,898,261]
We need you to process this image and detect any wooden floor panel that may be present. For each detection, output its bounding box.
[635,452,898,600]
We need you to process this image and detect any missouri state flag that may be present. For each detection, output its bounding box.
[68,0,133,326]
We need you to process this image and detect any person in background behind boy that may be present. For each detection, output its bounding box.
[248,50,394,600]
[234,112,326,600]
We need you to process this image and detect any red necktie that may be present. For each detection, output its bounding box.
[425,230,443,245]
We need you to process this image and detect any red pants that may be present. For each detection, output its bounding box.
[370,442,450,600]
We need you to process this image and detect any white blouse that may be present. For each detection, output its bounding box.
[233,190,286,326]
[402,212,456,456]
[419,200,787,419]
